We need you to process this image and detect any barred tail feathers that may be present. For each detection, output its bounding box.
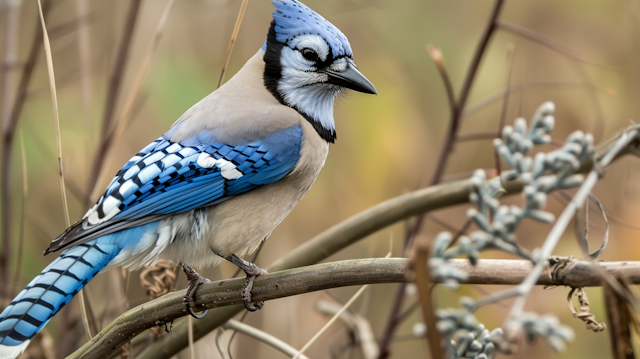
[0,239,120,359]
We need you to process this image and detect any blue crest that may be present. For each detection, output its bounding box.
[265,0,352,58]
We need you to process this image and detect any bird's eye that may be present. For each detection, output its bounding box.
[301,48,319,62]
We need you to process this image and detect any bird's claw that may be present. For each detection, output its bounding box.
[241,273,265,311]
[221,254,268,312]
[182,264,211,319]
[186,302,209,319]
[244,300,264,312]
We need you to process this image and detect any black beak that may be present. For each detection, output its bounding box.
[323,62,377,95]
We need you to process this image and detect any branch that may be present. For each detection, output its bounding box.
[67,258,640,359]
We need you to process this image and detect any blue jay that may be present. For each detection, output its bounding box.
[0,0,375,357]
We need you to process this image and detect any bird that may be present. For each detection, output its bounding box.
[0,0,376,357]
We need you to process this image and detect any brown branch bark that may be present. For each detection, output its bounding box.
[604,280,636,359]
[412,242,443,358]
[67,258,640,359]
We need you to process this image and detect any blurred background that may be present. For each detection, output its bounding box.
[0,0,639,358]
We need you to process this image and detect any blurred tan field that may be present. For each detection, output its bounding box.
[2,0,640,358]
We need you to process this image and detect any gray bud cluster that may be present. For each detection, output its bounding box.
[426,102,591,357]
[505,312,575,352]
[436,300,503,359]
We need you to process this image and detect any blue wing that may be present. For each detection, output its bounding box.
[46,125,303,253]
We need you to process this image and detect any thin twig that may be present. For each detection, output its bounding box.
[442,169,497,183]
[85,0,142,207]
[464,82,615,118]
[427,213,461,233]
[496,20,607,139]
[497,21,618,71]
[457,130,498,142]
[222,320,310,359]
[426,44,455,120]
[76,0,93,169]
[218,0,250,88]
[556,190,640,232]
[494,44,515,174]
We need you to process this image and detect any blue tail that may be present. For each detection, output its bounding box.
[0,238,121,358]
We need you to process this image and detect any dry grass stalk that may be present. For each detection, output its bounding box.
[37,0,98,339]
[10,132,27,296]
[36,0,69,228]
[217,0,250,88]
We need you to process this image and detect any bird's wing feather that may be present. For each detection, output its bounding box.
[46,125,303,253]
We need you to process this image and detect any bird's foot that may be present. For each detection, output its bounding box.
[182,263,211,319]
[225,254,267,311]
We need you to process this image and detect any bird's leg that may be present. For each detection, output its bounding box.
[181,263,211,319]
[224,254,267,312]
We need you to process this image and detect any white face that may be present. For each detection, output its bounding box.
[277,34,347,133]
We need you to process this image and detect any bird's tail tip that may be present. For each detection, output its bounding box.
[0,238,120,357]
[0,340,30,359]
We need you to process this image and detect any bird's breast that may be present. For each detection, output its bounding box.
[162,120,329,268]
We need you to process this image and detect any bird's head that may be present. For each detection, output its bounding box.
[262,0,376,143]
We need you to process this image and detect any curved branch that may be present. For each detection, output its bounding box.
[67,257,640,359]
